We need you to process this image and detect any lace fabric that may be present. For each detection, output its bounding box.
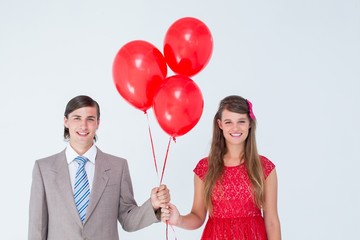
[194,156,275,240]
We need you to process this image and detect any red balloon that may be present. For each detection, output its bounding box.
[113,40,168,112]
[153,75,204,137]
[164,17,213,77]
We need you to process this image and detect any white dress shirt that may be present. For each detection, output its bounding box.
[66,143,97,192]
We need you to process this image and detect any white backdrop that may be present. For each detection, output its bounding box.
[1,0,359,239]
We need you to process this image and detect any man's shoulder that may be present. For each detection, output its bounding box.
[96,148,127,163]
[36,149,65,162]
[33,150,66,170]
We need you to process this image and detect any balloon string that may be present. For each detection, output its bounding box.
[166,223,168,240]
[161,138,177,240]
[171,224,178,240]
[145,113,176,239]
[159,136,175,185]
[166,222,178,240]
[145,112,159,177]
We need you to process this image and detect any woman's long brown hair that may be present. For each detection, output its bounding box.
[203,95,265,213]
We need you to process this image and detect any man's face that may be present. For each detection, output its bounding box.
[64,106,100,151]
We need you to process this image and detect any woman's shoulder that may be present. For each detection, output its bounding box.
[193,157,208,180]
[197,157,208,166]
[259,155,276,178]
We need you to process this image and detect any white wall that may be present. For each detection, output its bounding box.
[0,0,359,239]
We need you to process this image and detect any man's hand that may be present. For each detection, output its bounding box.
[151,184,170,210]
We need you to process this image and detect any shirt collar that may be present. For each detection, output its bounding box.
[65,143,97,165]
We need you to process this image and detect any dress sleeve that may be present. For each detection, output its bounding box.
[193,157,208,180]
[260,155,275,179]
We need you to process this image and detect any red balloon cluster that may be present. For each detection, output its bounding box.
[113,40,168,112]
[164,17,213,77]
[153,75,204,137]
[113,17,213,137]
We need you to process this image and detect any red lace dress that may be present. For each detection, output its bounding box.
[194,155,275,240]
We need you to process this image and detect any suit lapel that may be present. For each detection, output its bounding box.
[84,148,110,224]
[54,150,83,228]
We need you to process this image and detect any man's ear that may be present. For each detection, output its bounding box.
[96,118,100,129]
[64,116,68,128]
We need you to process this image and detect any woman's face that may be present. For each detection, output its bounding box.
[217,109,251,147]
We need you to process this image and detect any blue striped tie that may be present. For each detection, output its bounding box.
[74,156,90,223]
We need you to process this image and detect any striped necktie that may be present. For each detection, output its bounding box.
[74,156,90,223]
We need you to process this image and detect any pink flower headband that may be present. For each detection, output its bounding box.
[246,99,256,120]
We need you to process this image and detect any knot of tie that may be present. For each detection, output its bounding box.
[75,156,88,167]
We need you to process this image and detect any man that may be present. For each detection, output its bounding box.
[28,95,170,240]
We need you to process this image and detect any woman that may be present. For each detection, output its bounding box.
[162,95,281,239]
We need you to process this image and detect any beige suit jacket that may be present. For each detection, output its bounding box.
[28,148,159,240]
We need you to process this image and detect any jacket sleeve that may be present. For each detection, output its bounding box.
[28,161,48,240]
[117,160,158,232]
